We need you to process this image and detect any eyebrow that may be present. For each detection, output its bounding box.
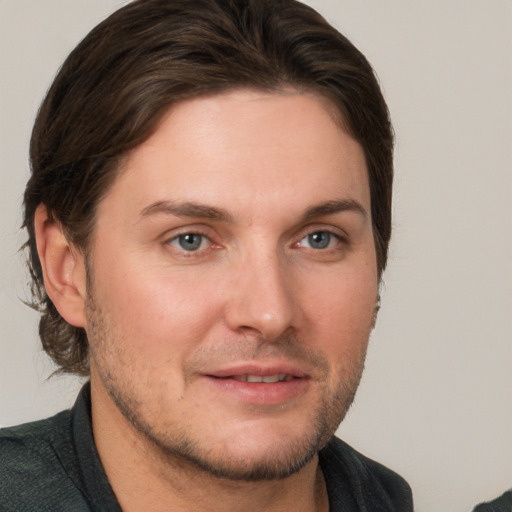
[140,201,233,222]
[302,199,368,221]
[140,198,367,223]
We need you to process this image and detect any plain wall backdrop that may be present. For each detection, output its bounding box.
[1,1,511,511]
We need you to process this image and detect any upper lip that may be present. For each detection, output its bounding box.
[203,362,310,379]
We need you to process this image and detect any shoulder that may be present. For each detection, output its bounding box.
[320,436,413,511]
[473,489,512,512]
[0,412,90,512]
[0,410,71,477]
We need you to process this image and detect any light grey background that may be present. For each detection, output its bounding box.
[1,1,511,511]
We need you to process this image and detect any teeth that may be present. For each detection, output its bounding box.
[232,374,291,383]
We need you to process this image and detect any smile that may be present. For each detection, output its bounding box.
[230,374,293,383]
[202,367,310,406]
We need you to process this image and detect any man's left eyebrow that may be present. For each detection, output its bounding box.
[140,200,233,222]
[302,199,368,221]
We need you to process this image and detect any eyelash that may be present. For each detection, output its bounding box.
[296,230,343,251]
[166,231,213,254]
[165,227,347,257]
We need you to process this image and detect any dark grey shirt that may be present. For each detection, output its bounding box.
[473,490,512,512]
[0,384,413,511]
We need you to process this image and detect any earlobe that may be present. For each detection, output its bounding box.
[34,205,87,328]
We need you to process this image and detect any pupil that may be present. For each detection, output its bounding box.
[308,232,330,249]
[179,234,202,251]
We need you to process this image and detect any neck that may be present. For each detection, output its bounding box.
[90,378,329,512]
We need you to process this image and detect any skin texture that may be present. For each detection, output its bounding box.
[37,89,378,512]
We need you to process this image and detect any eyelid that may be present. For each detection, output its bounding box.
[168,232,210,251]
[161,223,214,242]
[299,231,339,250]
[295,223,349,244]
[289,223,352,259]
[162,225,220,256]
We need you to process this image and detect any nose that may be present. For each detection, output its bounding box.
[224,250,297,340]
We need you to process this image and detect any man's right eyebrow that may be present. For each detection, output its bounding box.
[139,200,233,222]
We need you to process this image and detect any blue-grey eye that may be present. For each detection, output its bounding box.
[300,231,336,249]
[171,233,206,251]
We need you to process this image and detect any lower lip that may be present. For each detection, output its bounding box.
[203,376,310,406]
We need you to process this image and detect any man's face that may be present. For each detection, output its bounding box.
[84,89,378,480]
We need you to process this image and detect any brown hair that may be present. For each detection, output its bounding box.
[24,0,394,376]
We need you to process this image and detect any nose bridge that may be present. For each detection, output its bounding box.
[226,242,296,339]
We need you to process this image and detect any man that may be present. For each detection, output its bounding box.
[0,0,413,510]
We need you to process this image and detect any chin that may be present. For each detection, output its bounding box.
[124,401,345,482]
[151,425,327,481]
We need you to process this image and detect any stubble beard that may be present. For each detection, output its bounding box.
[85,293,369,482]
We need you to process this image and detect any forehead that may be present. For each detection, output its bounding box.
[99,89,369,222]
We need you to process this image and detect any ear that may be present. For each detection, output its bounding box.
[34,204,87,328]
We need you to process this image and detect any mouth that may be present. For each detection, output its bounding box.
[225,374,294,383]
[204,363,308,381]
[201,364,310,405]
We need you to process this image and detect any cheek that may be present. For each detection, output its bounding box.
[302,266,378,349]
[91,254,226,357]
[309,273,376,391]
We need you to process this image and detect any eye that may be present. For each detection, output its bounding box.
[168,233,209,252]
[298,231,339,250]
